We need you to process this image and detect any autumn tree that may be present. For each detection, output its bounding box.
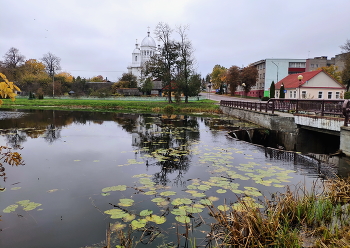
[240,65,258,94]
[0,73,21,106]
[90,75,104,82]
[316,65,342,82]
[341,39,350,91]
[20,59,50,93]
[211,65,227,94]
[225,65,240,96]
[41,52,61,78]
[2,47,25,81]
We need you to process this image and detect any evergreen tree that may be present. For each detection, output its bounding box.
[279,84,285,98]
[270,81,275,98]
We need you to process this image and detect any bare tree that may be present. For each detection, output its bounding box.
[41,52,61,77]
[176,25,196,103]
[2,47,25,81]
[3,47,25,69]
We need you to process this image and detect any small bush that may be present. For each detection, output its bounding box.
[163,105,175,115]
[344,92,350,99]
[261,96,270,101]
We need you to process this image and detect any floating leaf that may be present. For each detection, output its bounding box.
[131,219,147,230]
[47,189,58,193]
[171,198,192,206]
[118,198,134,207]
[197,185,211,191]
[122,213,136,222]
[199,199,212,205]
[3,204,18,213]
[185,206,203,213]
[208,196,219,202]
[187,185,197,190]
[151,198,165,203]
[110,222,126,231]
[146,215,166,224]
[144,191,157,195]
[192,192,206,198]
[175,215,190,224]
[104,209,127,219]
[17,200,42,211]
[101,193,110,196]
[216,189,227,194]
[159,191,176,196]
[140,209,153,216]
[171,209,187,216]
[11,187,21,190]
[102,185,127,192]
[218,205,230,211]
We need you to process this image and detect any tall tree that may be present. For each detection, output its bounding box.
[270,81,275,98]
[176,25,195,103]
[225,65,240,96]
[279,83,285,98]
[41,52,61,78]
[341,39,350,91]
[240,65,258,94]
[3,47,25,81]
[145,22,179,103]
[210,65,227,92]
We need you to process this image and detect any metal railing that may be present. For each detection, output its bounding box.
[220,99,350,126]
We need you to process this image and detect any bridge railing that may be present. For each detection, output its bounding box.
[220,99,350,126]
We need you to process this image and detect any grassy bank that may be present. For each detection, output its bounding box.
[105,178,350,248]
[0,98,222,115]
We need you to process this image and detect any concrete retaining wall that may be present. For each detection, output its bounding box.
[340,126,350,155]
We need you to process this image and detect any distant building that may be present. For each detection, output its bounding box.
[274,70,345,100]
[127,29,158,84]
[244,58,306,97]
[305,54,348,72]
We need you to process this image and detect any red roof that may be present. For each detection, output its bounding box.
[275,70,322,89]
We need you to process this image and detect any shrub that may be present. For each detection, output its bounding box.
[261,96,270,101]
[163,105,175,115]
[344,92,350,99]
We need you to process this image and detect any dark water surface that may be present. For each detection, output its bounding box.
[0,110,343,248]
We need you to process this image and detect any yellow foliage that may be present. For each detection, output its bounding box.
[0,73,21,106]
[56,72,73,83]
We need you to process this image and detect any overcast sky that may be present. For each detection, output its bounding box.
[1,0,350,82]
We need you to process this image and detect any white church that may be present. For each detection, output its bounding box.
[127,29,158,82]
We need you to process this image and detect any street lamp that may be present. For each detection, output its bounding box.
[297,75,303,99]
[272,61,279,83]
[242,83,246,98]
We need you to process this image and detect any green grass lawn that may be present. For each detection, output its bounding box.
[0,98,221,115]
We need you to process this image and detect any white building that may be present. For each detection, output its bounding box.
[127,29,158,83]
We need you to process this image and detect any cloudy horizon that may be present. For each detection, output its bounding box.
[2,0,350,82]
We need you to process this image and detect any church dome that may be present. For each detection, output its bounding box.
[141,32,156,48]
[133,47,140,54]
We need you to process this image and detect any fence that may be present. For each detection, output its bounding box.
[220,99,350,126]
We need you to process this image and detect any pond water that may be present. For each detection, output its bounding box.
[0,110,340,248]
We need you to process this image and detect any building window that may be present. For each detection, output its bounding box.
[135,56,137,61]
[328,92,332,99]
[318,91,323,99]
[311,64,314,68]
[289,62,306,68]
[263,73,265,79]
[302,91,306,99]
[276,91,279,98]
[290,91,293,98]
[293,91,297,98]
[336,92,340,99]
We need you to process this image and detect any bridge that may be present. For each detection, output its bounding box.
[219,99,350,155]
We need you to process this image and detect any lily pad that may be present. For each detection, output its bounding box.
[131,219,148,230]
[110,222,126,231]
[104,209,128,219]
[171,209,187,216]
[102,185,127,192]
[175,215,190,224]
[3,204,18,213]
[122,213,136,222]
[218,205,230,211]
[171,198,192,206]
[11,187,21,190]
[118,198,134,207]
[216,189,227,194]
[159,191,176,196]
[140,209,153,216]
[145,215,166,224]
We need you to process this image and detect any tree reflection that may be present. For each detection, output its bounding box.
[43,124,61,143]
[4,129,27,149]
[0,146,24,182]
[133,115,200,186]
